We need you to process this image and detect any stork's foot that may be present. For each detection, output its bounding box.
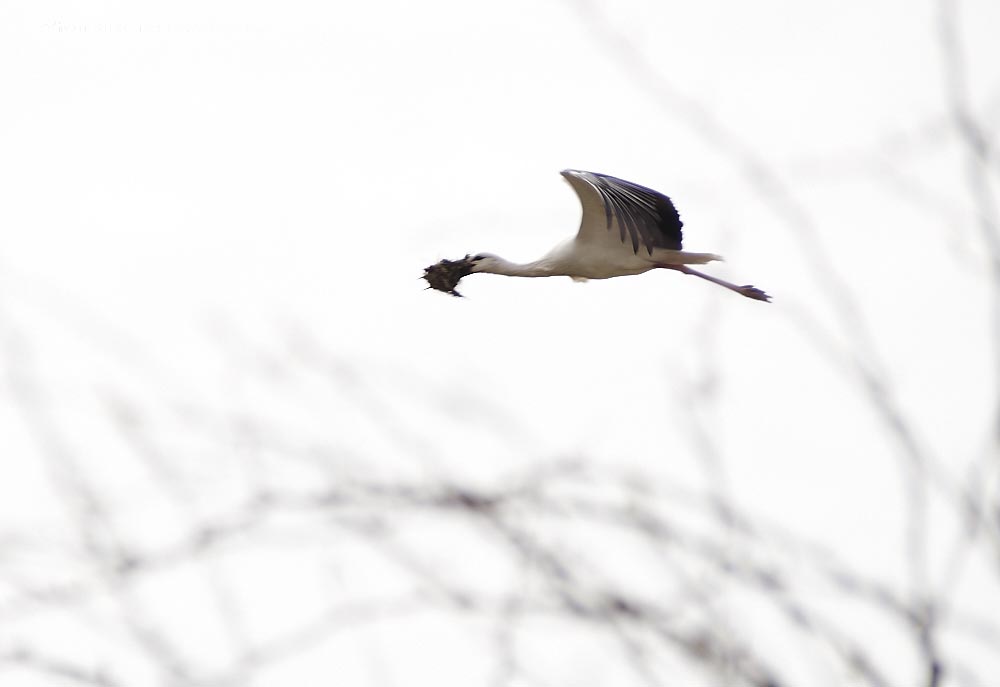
[738,285,771,302]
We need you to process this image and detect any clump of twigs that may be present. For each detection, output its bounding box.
[422,255,477,297]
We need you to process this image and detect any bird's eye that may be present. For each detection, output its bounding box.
[470,254,484,261]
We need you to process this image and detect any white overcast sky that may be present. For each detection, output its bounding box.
[2,0,1000,684]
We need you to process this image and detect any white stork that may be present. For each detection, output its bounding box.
[467,170,770,301]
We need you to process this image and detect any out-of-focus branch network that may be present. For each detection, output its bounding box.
[1,1,999,685]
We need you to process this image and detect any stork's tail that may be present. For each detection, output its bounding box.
[672,251,724,265]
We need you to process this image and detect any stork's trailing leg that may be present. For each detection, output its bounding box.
[659,264,771,302]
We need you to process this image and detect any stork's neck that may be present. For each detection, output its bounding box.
[481,257,557,277]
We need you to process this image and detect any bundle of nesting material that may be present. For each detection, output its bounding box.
[422,255,476,297]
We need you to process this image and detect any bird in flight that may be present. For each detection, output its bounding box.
[424,169,769,301]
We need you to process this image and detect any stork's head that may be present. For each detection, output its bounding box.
[468,253,502,273]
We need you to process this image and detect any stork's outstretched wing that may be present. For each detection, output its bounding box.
[561,169,683,255]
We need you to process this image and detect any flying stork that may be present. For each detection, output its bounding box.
[456,169,770,301]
